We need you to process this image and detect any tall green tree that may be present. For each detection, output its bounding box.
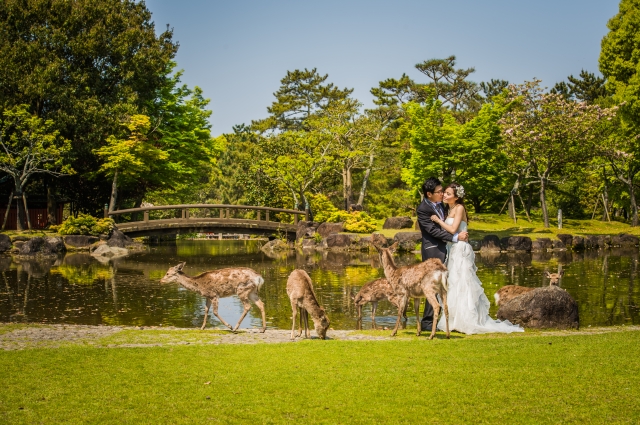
[0,0,177,212]
[0,105,73,230]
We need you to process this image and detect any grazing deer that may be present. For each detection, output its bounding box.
[160,262,266,332]
[494,270,564,306]
[286,269,330,340]
[373,242,449,339]
[351,278,407,329]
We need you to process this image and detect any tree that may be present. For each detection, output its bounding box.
[0,105,73,230]
[499,80,615,227]
[551,70,609,103]
[252,68,353,132]
[0,0,177,212]
[480,79,510,100]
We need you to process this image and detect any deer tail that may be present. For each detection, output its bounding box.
[253,274,265,289]
[441,271,449,292]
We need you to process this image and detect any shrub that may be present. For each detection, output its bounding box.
[56,214,115,236]
[327,210,377,233]
[310,193,338,223]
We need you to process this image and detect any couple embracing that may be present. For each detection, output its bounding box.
[416,177,523,335]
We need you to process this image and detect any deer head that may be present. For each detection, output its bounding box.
[315,308,330,340]
[161,262,186,283]
[544,269,564,286]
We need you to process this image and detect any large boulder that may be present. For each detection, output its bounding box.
[480,235,501,252]
[556,234,573,247]
[323,233,357,249]
[393,232,422,252]
[531,238,552,252]
[107,228,133,248]
[497,285,579,329]
[64,235,99,248]
[261,239,290,255]
[551,239,566,250]
[316,222,344,238]
[382,216,414,230]
[296,221,320,240]
[500,236,532,252]
[18,237,66,256]
[571,236,585,251]
[0,234,11,252]
[91,244,129,263]
[584,235,600,250]
[611,233,639,248]
[597,235,611,247]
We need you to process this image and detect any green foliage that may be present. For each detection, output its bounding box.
[56,214,114,236]
[312,232,323,243]
[326,210,377,233]
[310,193,339,223]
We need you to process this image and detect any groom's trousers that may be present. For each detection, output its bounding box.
[420,245,447,331]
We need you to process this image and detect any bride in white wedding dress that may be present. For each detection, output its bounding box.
[430,183,523,335]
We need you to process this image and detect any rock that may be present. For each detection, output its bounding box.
[0,234,11,252]
[469,239,480,250]
[107,228,133,248]
[571,236,585,251]
[480,235,501,252]
[10,235,30,242]
[18,237,66,256]
[392,232,422,252]
[611,233,639,248]
[260,239,290,255]
[301,238,318,249]
[556,234,573,247]
[382,216,414,230]
[370,233,389,248]
[12,240,24,252]
[44,237,66,254]
[296,221,320,240]
[584,235,600,249]
[501,236,532,252]
[597,235,611,247]
[316,222,344,238]
[532,238,552,252]
[91,244,129,259]
[497,285,579,329]
[357,236,372,250]
[552,239,566,250]
[323,233,356,249]
[64,235,99,248]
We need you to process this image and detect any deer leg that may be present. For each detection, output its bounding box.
[371,302,378,330]
[211,297,233,330]
[441,290,450,339]
[201,298,212,330]
[290,305,298,340]
[303,308,310,338]
[356,303,362,320]
[232,296,252,332]
[297,307,304,337]
[249,291,266,333]
[425,293,440,340]
[414,298,422,336]
[391,295,407,337]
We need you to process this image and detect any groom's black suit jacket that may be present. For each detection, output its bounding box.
[416,199,453,263]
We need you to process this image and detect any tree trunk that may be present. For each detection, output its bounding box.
[629,181,638,226]
[15,190,25,231]
[526,185,533,215]
[540,178,549,228]
[46,184,57,226]
[342,165,353,210]
[356,154,374,206]
[602,168,609,222]
[108,169,118,213]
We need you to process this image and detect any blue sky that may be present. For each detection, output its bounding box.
[144,0,620,136]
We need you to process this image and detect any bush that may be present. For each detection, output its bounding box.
[56,214,115,236]
[327,210,377,233]
[310,193,338,223]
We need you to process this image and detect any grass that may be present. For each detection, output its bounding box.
[1,328,639,424]
[373,214,640,241]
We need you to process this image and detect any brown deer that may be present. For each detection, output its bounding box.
[160,262,266,332]
[373,242,449,339]
[286,269,330,340]
[494,270,564,306]
[351,278,407,329]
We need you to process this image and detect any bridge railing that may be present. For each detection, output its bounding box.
[106,204,309,225]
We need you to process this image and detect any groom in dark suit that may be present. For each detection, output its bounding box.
[416,177,468,331]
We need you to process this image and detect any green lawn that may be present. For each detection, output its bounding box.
[1,329,639,424]
[374,214,640,240]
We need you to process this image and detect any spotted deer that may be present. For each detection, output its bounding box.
[286,269,330,340]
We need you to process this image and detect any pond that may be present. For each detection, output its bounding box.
[0,240,638,330]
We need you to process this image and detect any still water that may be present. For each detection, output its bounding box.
[0,240,638,330]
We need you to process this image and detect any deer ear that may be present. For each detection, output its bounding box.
[559,269,564,276]
[177,262,186,271]
[389,242,399,252]
[544,271,551,278]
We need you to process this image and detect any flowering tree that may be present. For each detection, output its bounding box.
[499,80,616,227]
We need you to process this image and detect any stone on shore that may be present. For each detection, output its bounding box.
[611,233,639,248]
[316,222,344,238]
[393,232,421,252]
[532,238,552,252]
[91,244,129,258]
[556,234,573,247]
[323,233,356,249]
[497,285,579,329]
[0,234,11,252]
[571,236,585,251]
[64,235,99,248]
[551,239,566,250]
[18,237,66,256]
[480,235,501,252]
[382,216,414,230]
[107,229,133,248]
[296,221,320,240]
[261,239,290,255]
[500,236,532,252]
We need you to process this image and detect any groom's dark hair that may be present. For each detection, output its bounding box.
[422,177,441,197]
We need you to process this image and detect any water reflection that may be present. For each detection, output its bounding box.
[0,240,638,329]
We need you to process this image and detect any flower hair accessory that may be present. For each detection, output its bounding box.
[455,185,465,198]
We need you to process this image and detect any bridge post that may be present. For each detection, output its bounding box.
[181,209,185,219]
[257,211,261,221]
[305,210,309,221]
[226,208,230,219]
[219,209,224,219]
[265,210,270,222]
[144,210,149,222]
[185,209,190,219]
[294,213,299,225]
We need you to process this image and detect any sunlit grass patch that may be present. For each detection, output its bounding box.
[96,328,225,347]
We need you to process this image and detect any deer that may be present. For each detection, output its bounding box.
[494,270,564,306]
[160,262,266,332]
[286,269,330,340]
[351,278,407,329]
[373,242,449,339]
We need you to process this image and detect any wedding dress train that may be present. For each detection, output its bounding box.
[437,219,523,335]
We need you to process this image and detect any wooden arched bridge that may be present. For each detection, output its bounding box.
[108,204,308,238]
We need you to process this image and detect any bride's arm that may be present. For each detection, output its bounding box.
[431,205,464,234]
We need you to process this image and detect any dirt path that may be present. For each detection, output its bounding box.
[1,324,638,351]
